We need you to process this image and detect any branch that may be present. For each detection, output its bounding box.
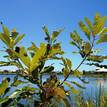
[59,37,95,86]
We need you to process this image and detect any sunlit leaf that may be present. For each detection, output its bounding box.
[73,70,83,77]
[84,17,93,31]
[51,29,64,41]
[0,33,10,47]
[19,47,30,67]
[93,14,106,35]
[79,21,91,40]
[27,42,38,52]
[70,31,82,44]
[30,43,46,72]
[14,34,25,45]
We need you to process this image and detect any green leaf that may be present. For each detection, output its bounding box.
[0,97,9,104]
[73,70,83,77]
[14,34,25,45]
[0,33,10,47]
[64,82,79,94]
[62,68,70,77]
[83,42,91,54]
[99,27,107,35]
[30,43,46,72]
[71,81,86,89]
[2,24,10,36]
[14,47,30,67]
[42,26,50,37]
[97,34,107,44]
[84,17,93,31]
[87,55,107,62]
[43,66,54,74]
[48,43,64,58]
[51,29,64,41]
[70,31,82,44]
[42,26,50,43]
[79,21,91,40]
[69,41,80,49]
[11,79,26,87]
[27,42,38,52]
[19,47,30,67]
[93,14,106,35]
[0,78,9,96]
[66,58,72,69]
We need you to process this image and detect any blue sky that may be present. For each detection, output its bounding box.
[0,0,107,71]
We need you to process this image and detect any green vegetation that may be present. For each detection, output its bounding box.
[0,13,107,106]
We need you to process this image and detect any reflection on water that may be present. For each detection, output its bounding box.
[0,74,107,100]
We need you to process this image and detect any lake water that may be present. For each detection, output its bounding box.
[0,74,107,105]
